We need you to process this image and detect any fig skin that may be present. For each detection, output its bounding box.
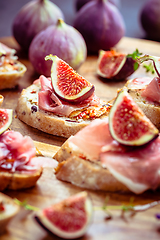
[73,0,125,54]
[97,50,139,81]
[29,19,87,76]
[140,0,160,41]
[12,0,64,52]
[75,0,121,11]
[107,57,139,81]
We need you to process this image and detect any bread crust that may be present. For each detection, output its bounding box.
[0,60,26,90]
[16,83,110,138]
[54,139,129,192]
[55,155,129,192]
[0,168,42,191]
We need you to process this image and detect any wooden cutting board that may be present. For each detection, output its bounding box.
[1,36,160,240]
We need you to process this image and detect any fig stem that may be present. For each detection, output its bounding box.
[57,18,64,27]
[136,54,160,77]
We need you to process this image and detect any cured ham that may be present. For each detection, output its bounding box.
[62,119,160,194]
[0,130,36,172]
[0,130,57,191]
[141,77,160,103]
[126,76,152,89]
[37,75,101,117]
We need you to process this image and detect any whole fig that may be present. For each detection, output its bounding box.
[140,0,160,41]
[29,19,87,76]
[12,0,64,51]
[75,0,121,11]
[73,0,125,53]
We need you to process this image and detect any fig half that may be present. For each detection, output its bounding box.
[45,55,95,103]
[109,89,159,146]
[0,109,13,134]
[34,191,93,239]
[97,49,140,81]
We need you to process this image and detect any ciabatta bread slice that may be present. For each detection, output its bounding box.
[54,118,160,194]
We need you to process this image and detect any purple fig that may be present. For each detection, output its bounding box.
[75,0,121,11]
[140,0,160,41]
[12,0,64,51]
[97,49,140,81]
[73,0,125,54]
[29,19,87,76]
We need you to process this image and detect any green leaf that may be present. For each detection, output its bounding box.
[127,49,143,60]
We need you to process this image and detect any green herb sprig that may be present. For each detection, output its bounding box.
[143,63,155,74]
[14,198,40,211]
[127,49,143,71]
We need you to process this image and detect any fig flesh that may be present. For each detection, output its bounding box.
[34,191,93,239]
[97,49,140,81]
[29,19,87,76]
[0,109,13,134]
[12,0,64,51]
[73,0,125,53]
[109,89,159,146]
[45,55,95,103]
[140,0,160,41]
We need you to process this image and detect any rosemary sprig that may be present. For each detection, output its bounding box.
[14,196,160,222]
[143,63,155,74]
[94,197,160,220]
[14,198,40,211]
[94,196,135,219]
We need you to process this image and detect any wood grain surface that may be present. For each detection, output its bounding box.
[1,36,160,240]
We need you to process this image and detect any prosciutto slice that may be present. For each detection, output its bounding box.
[69,119,112,160]
[126,76,152,89]
[141,77,160,103]
[0,130,56,173]
[68,119,160,194]
[38,75,100,117]
[0,130,36,172]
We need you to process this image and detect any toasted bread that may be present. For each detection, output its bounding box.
[54,138,129,192]
[16,81,111,138]
[0,43,26,89]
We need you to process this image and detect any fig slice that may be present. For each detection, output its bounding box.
[97,49,140,81]
[0,109,13,134]
[109,89,159,146]
[45,54,95,103]
[34,191,93,239]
